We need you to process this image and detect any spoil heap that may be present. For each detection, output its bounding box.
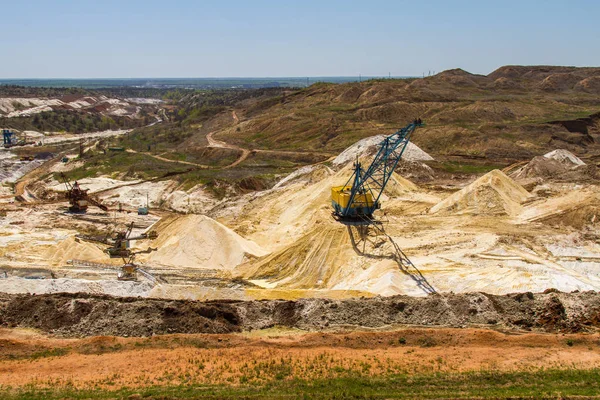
[511,149,587,181]
[544,149,585,166]
[144,215,268,270]
[332,135,433,168]
[3,290,600,336]
[430,170,530,216]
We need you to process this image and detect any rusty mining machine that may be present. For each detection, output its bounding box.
[69,255,162,283]
[77,221,158,259]
[60,173,108,213]
[74,222,160,282]
[331,120,423,224]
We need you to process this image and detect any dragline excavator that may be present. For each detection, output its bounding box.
[331,120,423,223]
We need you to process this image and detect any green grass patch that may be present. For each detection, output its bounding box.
[58,151,189,182]
[436,161,505,174]
[3,368,600,399]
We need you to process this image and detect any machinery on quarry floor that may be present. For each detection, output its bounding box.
[3,129,35,148]
[73,221,160,282]
[60,173,108,213]
[69,255,161,283]
[77,221,158,258]
[331,120,423,223]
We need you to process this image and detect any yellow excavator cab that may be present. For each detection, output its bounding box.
[331,186,375,209]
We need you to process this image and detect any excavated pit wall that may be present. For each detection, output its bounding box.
[1,291,599,337]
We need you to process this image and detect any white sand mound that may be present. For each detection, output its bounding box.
[510,150,586,180]
[273,165,334,189]
[145,215,268,269]
[333,135,433,168]
[430,170,530,216]
[162,185,219,214]
[543,149,585,166]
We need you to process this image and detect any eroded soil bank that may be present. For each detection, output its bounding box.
[1,290,599,337]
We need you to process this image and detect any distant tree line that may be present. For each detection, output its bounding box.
[0,110,147,134]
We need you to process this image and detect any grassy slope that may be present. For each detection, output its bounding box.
[217,68,600,163]
[57,66,600,191]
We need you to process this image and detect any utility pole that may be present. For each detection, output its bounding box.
[79,138,84,158]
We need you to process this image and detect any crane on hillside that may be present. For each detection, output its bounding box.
[331,120,423,223]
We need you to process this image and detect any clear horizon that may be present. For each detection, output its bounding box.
[2,0,599,79]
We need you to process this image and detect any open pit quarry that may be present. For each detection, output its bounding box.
[2,132,600,308]
[0,68,600,398]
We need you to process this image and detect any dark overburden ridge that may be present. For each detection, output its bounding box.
[1,290,599,337]
[0,76,415,89]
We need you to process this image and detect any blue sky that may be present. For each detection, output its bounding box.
[1,0,599,78]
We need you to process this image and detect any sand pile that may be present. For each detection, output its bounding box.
[217,160,418,253]
[161,185,219,214]
[511,150,586,180]
[332,135,433,168]
[395,160,435,182]
[237,225,414,296]
[44,237,109,267]
[430,170,530,216]
[145,215,268,270]
[544,149,585,166]
[273,164,334,189]
[520,190,600,229]
[511,157,570,180]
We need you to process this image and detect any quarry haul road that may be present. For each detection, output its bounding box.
[206,130,251,169]
[125,148,211,169]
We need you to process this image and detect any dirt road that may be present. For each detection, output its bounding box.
[125,148,210,169]
[206,130,251,169]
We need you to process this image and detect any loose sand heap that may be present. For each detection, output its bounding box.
[45,237,110,267]
[237,225,418,296]
[332,135,433,168]
[511,149,586,180]
[143,215,268,270]
[430,170,530,216]
[273,165,334,189]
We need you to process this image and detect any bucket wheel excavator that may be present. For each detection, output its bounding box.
[331,119,423,224]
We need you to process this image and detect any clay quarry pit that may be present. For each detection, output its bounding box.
[2,69,600,398]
